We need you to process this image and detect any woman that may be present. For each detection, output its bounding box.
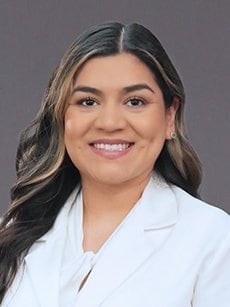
[0,22,229,306]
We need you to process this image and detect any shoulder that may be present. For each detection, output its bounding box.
[172,185,229,221]
[171,185,230,241]
[169,187,230,306]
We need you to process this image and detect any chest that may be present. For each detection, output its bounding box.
[4,246,199,307]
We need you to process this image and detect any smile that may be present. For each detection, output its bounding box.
[89,140,134,158]
[93,143,131,151]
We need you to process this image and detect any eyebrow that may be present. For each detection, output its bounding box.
[72,83,155,95]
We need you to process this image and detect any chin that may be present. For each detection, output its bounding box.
[88,171,136,187]
[96,175,130,186]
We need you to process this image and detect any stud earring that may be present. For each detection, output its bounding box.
[170,131,177,139]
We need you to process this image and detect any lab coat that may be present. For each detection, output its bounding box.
[2,177,230,307]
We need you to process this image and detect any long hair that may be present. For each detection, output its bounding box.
[0,22,202,302]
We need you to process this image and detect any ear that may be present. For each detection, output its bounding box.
[165,97,180,140]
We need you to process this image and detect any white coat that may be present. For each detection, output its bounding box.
[2,177,230,307]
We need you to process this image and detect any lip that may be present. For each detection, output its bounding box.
[89,139,134,159]
[90,139,133,145]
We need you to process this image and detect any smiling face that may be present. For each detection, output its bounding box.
[64,53,178,187]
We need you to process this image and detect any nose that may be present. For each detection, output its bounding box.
[94,102,127,132]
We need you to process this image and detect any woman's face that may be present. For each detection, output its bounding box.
[64,53,177,187]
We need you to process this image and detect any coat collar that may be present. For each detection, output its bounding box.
[24,175,178,307]
[134,174,178,230]
[24,189,78,307]
[75,175,178,306]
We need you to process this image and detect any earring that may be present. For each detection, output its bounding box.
[170,131,177,139]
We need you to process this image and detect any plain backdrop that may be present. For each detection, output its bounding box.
[0,0,229,215]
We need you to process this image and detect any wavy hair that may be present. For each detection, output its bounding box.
[0,22,202,302]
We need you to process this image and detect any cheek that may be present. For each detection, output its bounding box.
[64,119,75,147]
[64,109,73,136]
[64,118,72,136]
[64,111,89,161]
[64,117,81,157]
[64,110,82,141]
[136,112,167,142]
[64,120,82,168]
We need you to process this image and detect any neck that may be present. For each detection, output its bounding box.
[81,174,152,217]
[80,174,152,253]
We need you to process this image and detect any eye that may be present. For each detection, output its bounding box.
[77,97,98,106]
[126,97,145,107]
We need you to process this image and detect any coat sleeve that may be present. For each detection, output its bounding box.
[192,231,230,306]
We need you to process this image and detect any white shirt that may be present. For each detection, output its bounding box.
[59,191,96,306]
[59,188,141,306]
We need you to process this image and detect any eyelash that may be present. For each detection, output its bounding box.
[76,97,98,106]
[125,97,145,107]
[75,96,146,107]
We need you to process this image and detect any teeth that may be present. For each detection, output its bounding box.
[93,143,130,151]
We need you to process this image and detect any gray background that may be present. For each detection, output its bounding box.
[0,0,229,215]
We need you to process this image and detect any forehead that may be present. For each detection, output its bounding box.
[74,53,157,88]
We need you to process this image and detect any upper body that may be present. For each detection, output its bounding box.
[2,176,230,307]
[0,22,229,306]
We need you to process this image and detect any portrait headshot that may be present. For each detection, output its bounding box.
[0,1,229,306]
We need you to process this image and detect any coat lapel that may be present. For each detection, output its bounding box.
[75,176,178,306]
[20,176,178,307]
[24,189,78,307]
